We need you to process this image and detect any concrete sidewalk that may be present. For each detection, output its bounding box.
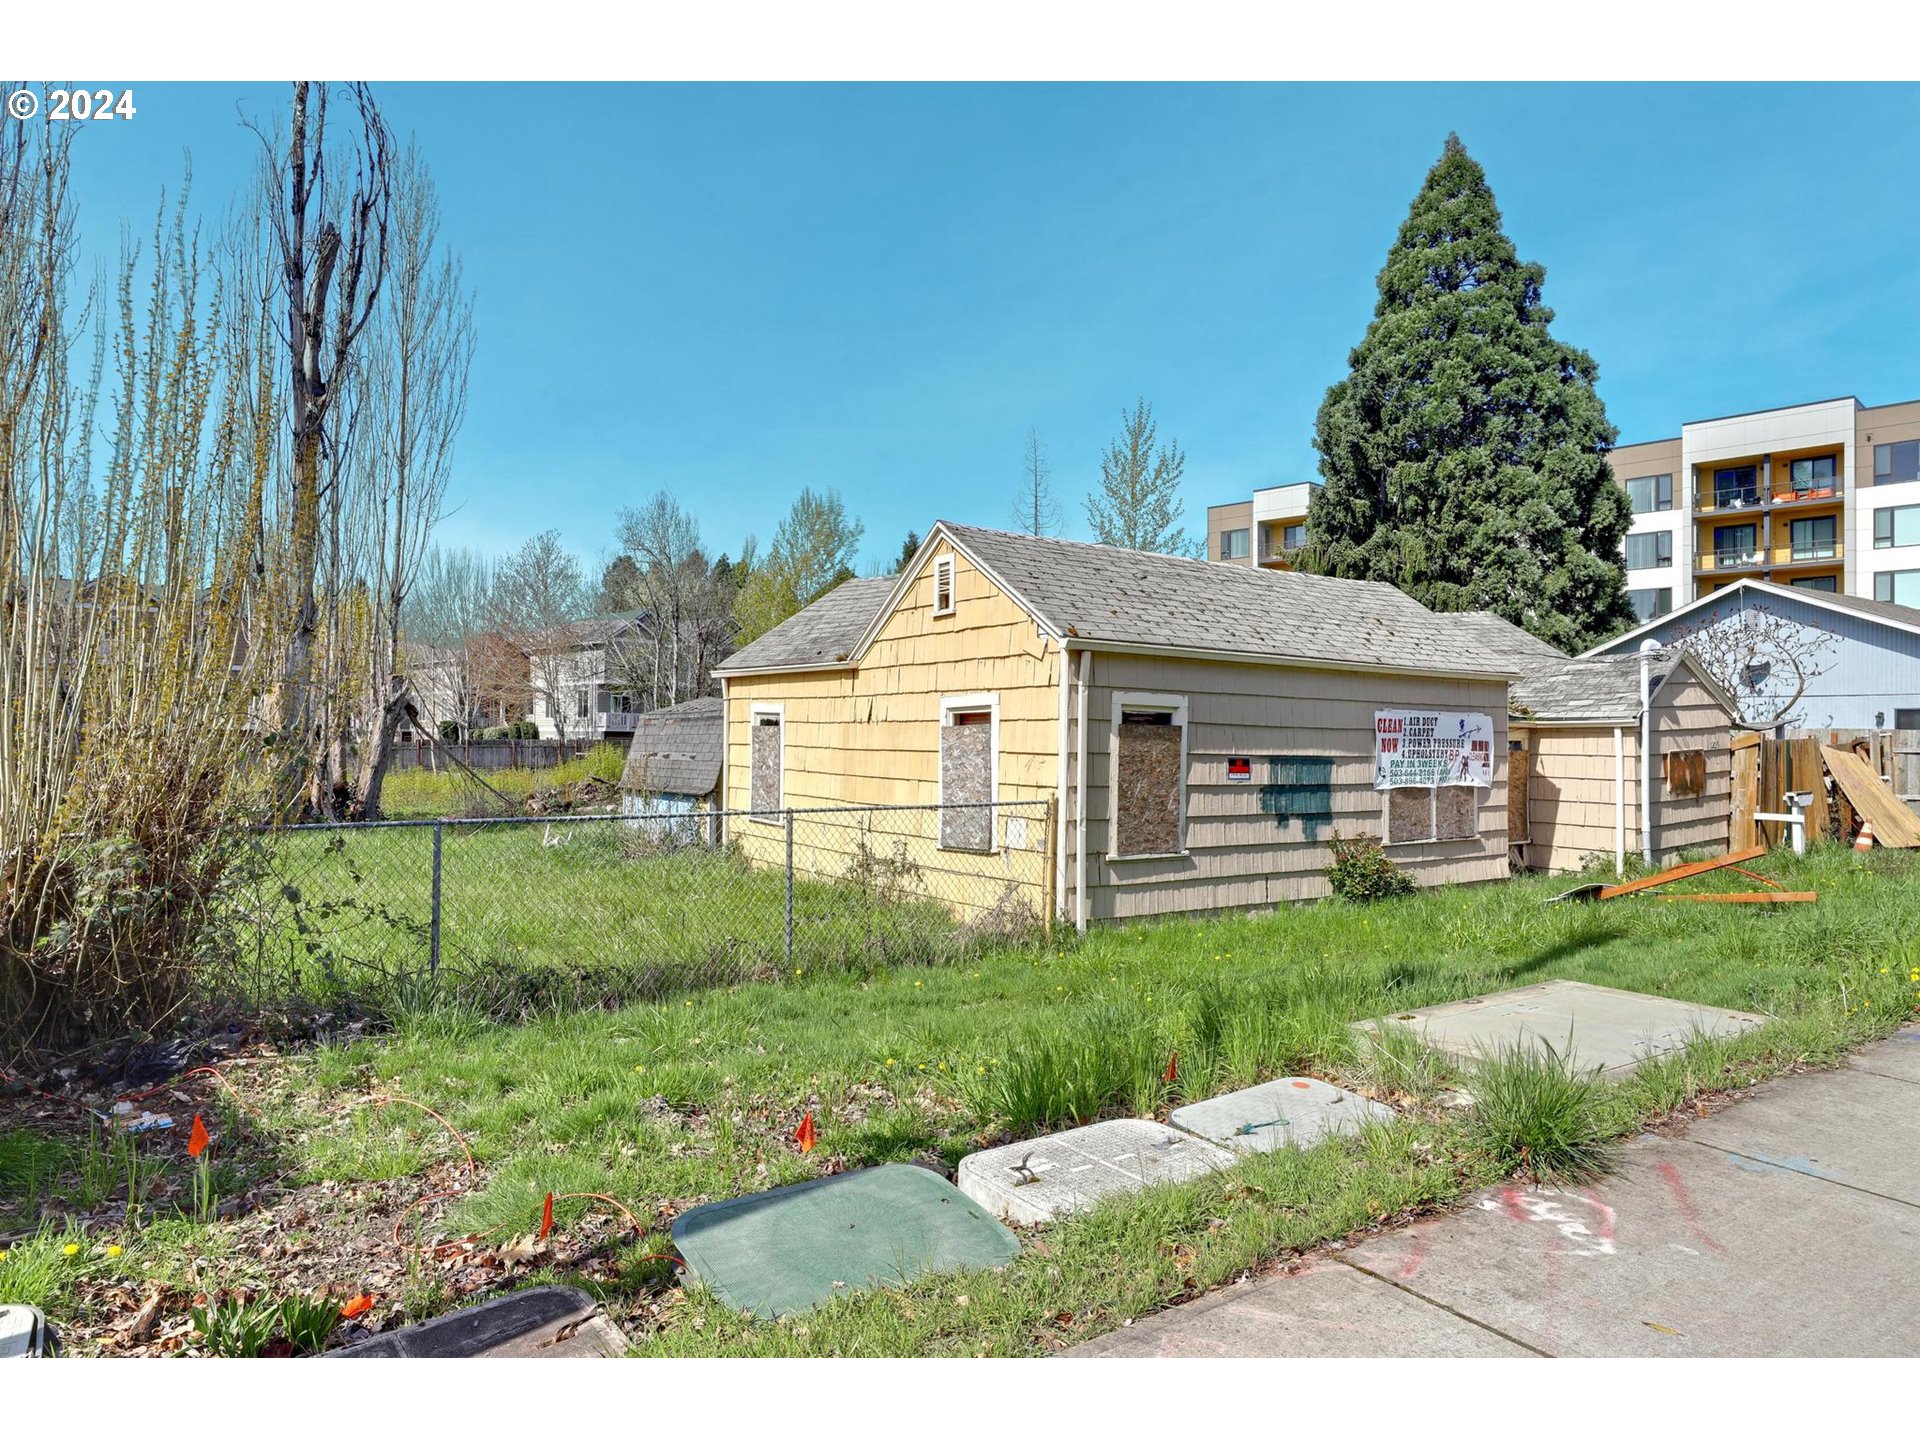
[1070,1025,1920,1358]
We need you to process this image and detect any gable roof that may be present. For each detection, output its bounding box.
[716,576,895,675]
[787,522,1513,682]
[618,695,724,796]
[1583,578,1920,656]
[1451,608,1736,724]
[1449,610,1573,668]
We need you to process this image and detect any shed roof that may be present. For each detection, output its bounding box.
[718,577,895,674]
[618,695,724,796]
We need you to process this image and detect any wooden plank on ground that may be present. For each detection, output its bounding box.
[1595,844,1768,901]
[1654,891,1818,904]
[1821,746,1920,848]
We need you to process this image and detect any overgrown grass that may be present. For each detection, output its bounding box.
[376,743,628,820]
[18,845,1920,1354]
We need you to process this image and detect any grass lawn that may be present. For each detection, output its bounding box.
[375,742,628,820]
[7,845,1920,1355]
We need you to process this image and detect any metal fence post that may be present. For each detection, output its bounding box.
[784,808,796,968]
[430,821,444,980]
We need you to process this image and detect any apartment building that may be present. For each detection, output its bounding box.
[1612,395,1920,621]
[1205,481,1322,567]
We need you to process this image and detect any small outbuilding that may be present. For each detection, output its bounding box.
[714,522,1520,927]
[618,696,724,836]
[1455,612,1739,875]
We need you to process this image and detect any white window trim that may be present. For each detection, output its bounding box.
[1108,690,1189,861]
[936,692,1000,853]
[748,702,785,822]
[1381,784,1480,848]
[931,554,957,618]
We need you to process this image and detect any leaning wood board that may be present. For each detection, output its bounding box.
[1821,746,1920,849]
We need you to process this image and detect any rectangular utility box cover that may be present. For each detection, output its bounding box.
[1355,979,1766,1076]
[957,1118,1234,1225]
[672,1164,1020,1320]
[1170,1077,1395,1154]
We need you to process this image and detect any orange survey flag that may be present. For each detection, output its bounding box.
[539,1191,555,1239]
[1163,1052,1179,1084]
[794,1112,817,1154]
[187,1113,210,1158]
[339,1294,374,1319]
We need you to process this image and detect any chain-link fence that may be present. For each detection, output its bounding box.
[231,800,1057,1017]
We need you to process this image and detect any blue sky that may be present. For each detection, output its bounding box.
[58,82,1920,580]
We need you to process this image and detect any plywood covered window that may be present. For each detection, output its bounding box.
[749,706,783,820]
[1111,693,1187,858]
[932,555,957,617]
[1386,786,1478,845]
[938,694,998,852]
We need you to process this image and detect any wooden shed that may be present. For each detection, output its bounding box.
[1455,612,1739,875]
[618,695,723,835]
[713,523,1518,927]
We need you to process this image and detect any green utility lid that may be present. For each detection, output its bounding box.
[672,1164,1020,1320]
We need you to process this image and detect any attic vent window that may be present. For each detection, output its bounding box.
[932,555,956,617]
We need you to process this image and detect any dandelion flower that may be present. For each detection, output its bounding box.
[62,1243,79,1256]
[634,1064,646,1073]
[0,1250,9,1263]
[885,1058,896,1067]
[105,1244,123,1258]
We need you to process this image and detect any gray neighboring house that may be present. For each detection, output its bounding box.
[1582,578,1920,732]
[618,696,724,835]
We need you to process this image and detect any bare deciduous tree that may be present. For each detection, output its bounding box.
[610,493,739,708]
[490,529,587,741]
[250,81,393,816]
[1669,603,1838,731]
[1011,426,1060,536]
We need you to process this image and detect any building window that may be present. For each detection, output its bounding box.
[749,707,783,818]
[1627,587,1672,621]
[932,555,956,617]
[1713,523,1758,565]
[1874,570,1920,607]
[1873,440,1920,487]
[1788,455,1837,494]
[576,690,590,719]
[1788,514,1837,561]
[1219,528,1250,560]
[938,695,997,852]
[1624,473,1673,514]
[1386,786,1479,845]
[1625,532,1672,569]
[1789,575,1838,593]
[1282,522,1307,551]
[1874,504,1920,549]
[1896,708,1920,730]
[1111,693,1187,858]
[1713,466,1759,508]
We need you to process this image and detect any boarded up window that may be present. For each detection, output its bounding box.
[1663,750,1707,797]
[1114,707,1183,856]
[940,709,993,851]
[1388,785,1479,843]
[750,713,782,813]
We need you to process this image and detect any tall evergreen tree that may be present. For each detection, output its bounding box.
[1304,134,1633,651]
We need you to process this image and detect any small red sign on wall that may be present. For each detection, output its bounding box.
[1226,756,1252,782]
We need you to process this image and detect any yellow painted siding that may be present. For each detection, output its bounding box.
[1078,654,1509,920]
[722,540,1060,916]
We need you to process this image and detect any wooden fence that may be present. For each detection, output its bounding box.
[387,737,628,773]
[1732,729,1920,849]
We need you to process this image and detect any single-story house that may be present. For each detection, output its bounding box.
[712,522,1520,928]
[618,695,724,837]
[1454,612,1738,875]
[1582,579,1920,733]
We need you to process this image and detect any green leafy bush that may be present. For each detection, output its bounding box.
[1326,833,1414,902]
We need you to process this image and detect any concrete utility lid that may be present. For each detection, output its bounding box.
[671,1164,1020,1320]
[325,1286,627,1358]
[1,1304,55,1358]
[1356,979,1766,1076]
[957,1118,1235,1226]
[1170,1077,1396,1155]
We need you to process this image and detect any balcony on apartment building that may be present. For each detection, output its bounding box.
[1691,454,1843,516]
[1256,521,1309,567]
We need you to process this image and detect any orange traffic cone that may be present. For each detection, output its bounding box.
[1854,819,1876,853]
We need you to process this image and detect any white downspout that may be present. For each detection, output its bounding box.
[1612,724,1626,877]
[1054,642,1071,925]
[1639,640,1659,867]
[1074,649,1090,934]
[718,674,730,850]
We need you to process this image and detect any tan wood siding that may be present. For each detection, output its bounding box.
[1649,670,1733,859]
[1080,654,1509,920]
[1522,726,1635,875]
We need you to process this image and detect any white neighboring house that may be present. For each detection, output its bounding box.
[525,612,647,742]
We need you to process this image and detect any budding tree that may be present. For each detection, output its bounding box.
[1669,603,1838,731]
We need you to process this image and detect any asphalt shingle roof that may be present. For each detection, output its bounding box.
[1454,609,1667,723]
[937,523,1515,678]
[618,695,724,796]
[718,577,895,673]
